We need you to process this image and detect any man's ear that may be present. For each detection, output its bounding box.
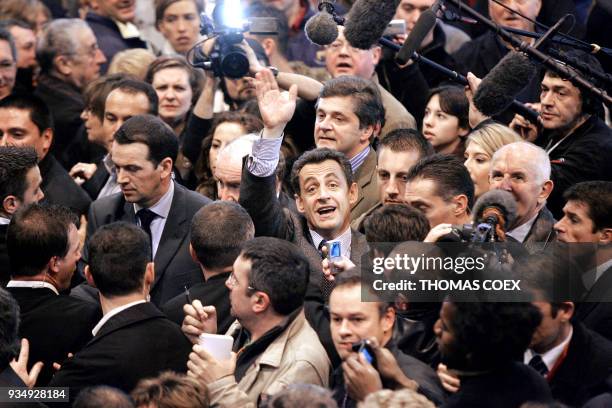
[2,195,20,216]
[40,128,53,157]
[260,38,276,58]
[558,302,575,322]
[295,192,305,214]
[84,265,97,288]
[348,182,359,207]
[371,46,382,67]
[53,55,73,76]
[382,305,395,334]
[189,243,199,263]
[539,180,554,202]
[144,262,155,288]
[453,194,469,217]
[252,291,271,314]
[159,157,174,179]
[598,228,612,245]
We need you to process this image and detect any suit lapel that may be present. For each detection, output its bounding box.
[151,185,188,289]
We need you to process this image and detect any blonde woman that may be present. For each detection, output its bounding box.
[464,122,522,199]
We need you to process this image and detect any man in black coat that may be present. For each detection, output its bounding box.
[511,51,612,220]
[162,201,255,334]
[82,115,210,306]
[50,222,192,403]
[0,94,92,217]
[34,19,107,169]
[527,301,612,407]
[5,204,100,386]
[0,146,44,286]
[554,181,612,341]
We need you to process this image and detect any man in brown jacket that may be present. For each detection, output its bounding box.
[183,237,330,407]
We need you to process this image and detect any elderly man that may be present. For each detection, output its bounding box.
[489,141,555,252]
[34,19,107,168]
[0,28,16,100]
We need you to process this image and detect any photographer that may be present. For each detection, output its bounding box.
[328,273,445,407]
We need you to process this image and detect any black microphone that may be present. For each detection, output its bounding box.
[533,14,570,50]
[473,51,537,118]
[344,0,400,49]
[304,1,342,46]
[395,8,437,66]
[439,8,478,24]
[472,190,518,231]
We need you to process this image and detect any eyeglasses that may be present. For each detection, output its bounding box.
[227,271,261,293]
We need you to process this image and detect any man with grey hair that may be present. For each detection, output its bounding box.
[34,19,107,168]
[489,141,556,252]
[0,27,17,100]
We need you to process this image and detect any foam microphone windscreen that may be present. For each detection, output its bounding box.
[472,190,518,229]
[344,0,401,49]
[395,9,437,65]
[473,52,537,117]
[305,9,339,46]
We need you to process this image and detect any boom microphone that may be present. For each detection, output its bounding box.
[473,51,537,117]
[344,0,400,49]
[472,190,518,232]
[395,8,437,65]
[304,7,339,46]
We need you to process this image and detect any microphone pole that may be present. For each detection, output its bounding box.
[378,37,540,123]
[441,0,612,106]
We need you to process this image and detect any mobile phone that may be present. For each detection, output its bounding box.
[351,340,376,366]
[328,241,342,275]
[383,19,407,37]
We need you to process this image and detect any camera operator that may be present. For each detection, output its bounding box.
[328,273,445,407]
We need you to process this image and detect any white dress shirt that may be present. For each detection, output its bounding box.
[524,326,573,373]
[7,280,59,295]
[507,212,539,243]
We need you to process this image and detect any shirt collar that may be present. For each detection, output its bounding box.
[310,226,352,259]
[348,146,371,174]
[583,257,612,291]
[134,181,174,219]
[7,280,59,295]
[525,326,573,371]
[508,212,539,243]
[92,300,147,336]
[103,154,115,174]
[114,19,141,39]
[0,216,10,225]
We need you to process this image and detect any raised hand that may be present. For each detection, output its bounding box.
[255,69,297,136]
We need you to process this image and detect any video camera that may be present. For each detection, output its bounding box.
[191,0,278,79]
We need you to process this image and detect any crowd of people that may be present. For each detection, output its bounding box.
[0,0,611,407]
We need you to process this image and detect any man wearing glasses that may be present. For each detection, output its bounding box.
[0,28,16,101]
[34,18,107,169]
[183,237,331,407]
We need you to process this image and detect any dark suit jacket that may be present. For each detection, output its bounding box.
[442,362,552,408]
[83,182,210,305]
[239,166,369,367]
[548,322,612,406]
[49,302,191,403]
[521,206,557,254]
[0,366,45,408]
[34,75,85,169]
[39,154,92,217]
[6,286,101,386]
[576,266,612,342]
[350,148,379,223]
[162,272,234,335]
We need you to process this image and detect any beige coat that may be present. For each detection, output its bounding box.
[351,148,380,222]
[207,310,330,407]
